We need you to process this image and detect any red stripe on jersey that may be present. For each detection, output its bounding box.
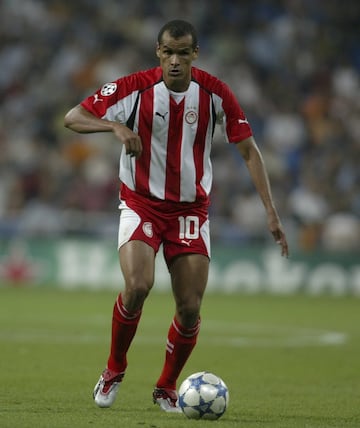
[165,97,184,201]
[193,88,210,200]
[135,89,154,195]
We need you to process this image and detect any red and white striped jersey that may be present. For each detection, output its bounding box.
[81,66,252,203]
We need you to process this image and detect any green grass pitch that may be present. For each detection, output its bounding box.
[1,287,359,427]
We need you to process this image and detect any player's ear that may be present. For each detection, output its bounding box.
[156,43,161,58]
[192,46,199,61]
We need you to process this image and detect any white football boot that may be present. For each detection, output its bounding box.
[152,387,182,413]
[93,368,124,408]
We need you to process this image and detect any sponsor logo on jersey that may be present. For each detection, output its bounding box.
[155,111,168,121]
[238,118,249,124]
[100,82,117,96]
[93,94,104,104]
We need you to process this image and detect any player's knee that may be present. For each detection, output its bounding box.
[176,299,201,328]
[124,278,152,310]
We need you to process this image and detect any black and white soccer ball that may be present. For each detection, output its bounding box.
[178,371,229,420]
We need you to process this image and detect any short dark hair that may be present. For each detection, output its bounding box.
[157,20,198,49]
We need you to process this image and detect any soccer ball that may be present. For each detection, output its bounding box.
[178,371,229,420]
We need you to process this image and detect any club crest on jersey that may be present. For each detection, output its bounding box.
[142,222,153,238]
[185,110,198,124]
[100,82,117,96]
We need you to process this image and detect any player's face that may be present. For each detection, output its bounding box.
[156,31,198,92]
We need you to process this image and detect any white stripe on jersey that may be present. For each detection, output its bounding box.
[149,82,170,200]
[118,93,140,191]
[103,91,139,124]
[200,114,213,197]
[212,93,230,143]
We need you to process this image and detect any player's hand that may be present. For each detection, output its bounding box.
[268,214,289,258]
[112,123,143,159]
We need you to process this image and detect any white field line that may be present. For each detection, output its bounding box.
[0,322,348,347]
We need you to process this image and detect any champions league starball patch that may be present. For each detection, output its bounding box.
[100,82,117,96]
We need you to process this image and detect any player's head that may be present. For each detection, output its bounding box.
[156,20,199,92]
[157,20,198,50]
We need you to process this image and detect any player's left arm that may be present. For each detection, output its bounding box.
[236,136,289,257]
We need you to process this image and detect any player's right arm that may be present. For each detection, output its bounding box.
[64,104,142,159]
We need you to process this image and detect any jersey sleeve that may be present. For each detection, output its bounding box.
[214,80,253,144]
[79,68,161,123]
[80,81,122,121]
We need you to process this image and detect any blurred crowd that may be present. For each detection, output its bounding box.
[0,0,359,251]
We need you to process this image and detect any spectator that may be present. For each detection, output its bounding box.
[0,0,358,251]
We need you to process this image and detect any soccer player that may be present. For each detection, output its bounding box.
[64,19,289,412]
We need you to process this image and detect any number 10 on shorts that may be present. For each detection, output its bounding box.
[178,216,199,240]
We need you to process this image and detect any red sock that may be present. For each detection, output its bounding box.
[156,317,201,390]
[107,293,142,373]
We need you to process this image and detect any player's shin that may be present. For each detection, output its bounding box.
[107,293,142,373]
[156,316,201,390]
